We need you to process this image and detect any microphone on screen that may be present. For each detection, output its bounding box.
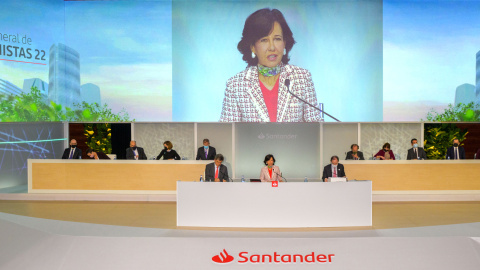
[284,79,341,122]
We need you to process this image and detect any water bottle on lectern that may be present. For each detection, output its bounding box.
[241,175,245,182]
[304,176,308,182]
[199,175,203,182]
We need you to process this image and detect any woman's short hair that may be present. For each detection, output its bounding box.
[382,143,391,149]
[264,154,276,165]
[164,141,173,149]
[237,8,296,66]
[86,148,93,155]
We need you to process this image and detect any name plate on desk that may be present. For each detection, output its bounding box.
[328,177,347,183]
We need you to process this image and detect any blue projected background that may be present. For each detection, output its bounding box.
[383,0,480,121]
[0,0,172,122]
[0,123,65,188]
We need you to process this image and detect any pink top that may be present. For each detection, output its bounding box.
[259,78,279,122]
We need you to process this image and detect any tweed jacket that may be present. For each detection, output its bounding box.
[260,165,282,182]
[219,63,321,122]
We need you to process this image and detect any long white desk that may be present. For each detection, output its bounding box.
[177,181,372,228]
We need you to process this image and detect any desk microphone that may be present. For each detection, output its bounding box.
[284,79,341,122]
[273,169,287,182]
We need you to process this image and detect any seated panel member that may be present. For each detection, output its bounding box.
[406,138,427,160]
[126,140,147,160]
[205,154,229,182]
[345,144,364,160]
[196,138,216,160]
[260,154,283,182]
[446,139,466,160]
[61,139,82,159]
[86,148,110,160]
[375,143,396,160]
[322,155,346,182]
[156,141,181,160]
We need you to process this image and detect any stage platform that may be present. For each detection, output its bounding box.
[1,201,480,269]
[3,184,480,202]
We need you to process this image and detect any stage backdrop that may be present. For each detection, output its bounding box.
[1,0,480,123]
[234,123,320,180]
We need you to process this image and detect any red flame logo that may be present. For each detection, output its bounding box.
[212,249,234,263]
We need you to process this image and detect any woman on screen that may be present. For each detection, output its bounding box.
[156,141,181,160]
[374,143,396,160]
[260,154,283,182]
[219,8,321,122]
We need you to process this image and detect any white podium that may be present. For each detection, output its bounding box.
[177,181,372,228]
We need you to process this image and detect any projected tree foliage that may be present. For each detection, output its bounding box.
[0,87,132,122]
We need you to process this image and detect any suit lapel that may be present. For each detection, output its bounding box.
[245,66,269,122]
[277,64,293,122]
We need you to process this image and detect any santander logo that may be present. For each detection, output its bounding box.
[212,249,335,265]
[212,249,234,264]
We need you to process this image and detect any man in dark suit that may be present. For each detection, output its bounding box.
[205,154,229,182]
[322,155,346,182]
[61,139,82,159]
[196,138,216,160]
[126,141,147,160]
[407,138,427,160]
[345,144,365,160]
[446,139,466,160]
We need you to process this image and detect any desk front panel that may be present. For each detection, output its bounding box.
[343,160,480,191]
[29,160,210,193]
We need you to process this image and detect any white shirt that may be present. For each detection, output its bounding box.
[454,147,459,159]
[133,148,139,160]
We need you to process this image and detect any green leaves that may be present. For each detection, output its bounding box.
[84,123,112,154]
[82,109,92,120]
[424,124,468,159]
[425,102,480,122]
[0,86,132,122]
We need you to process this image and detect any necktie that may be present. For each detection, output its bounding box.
[205,149,208,159]
[414,148,417,157]
[215,166,219,179]
[333,167,337,177]
[455,148,458,160]
[69,149,74,159]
